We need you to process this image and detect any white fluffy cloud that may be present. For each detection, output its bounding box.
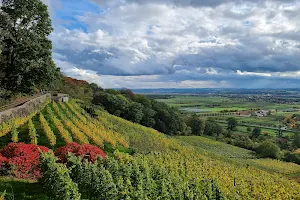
[50,0,300,88]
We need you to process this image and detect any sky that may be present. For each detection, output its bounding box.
[42,0,300,89]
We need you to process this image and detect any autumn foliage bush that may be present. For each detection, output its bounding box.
[54,142,105,163]
[0,143,49,179]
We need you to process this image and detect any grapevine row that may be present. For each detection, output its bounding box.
[11,123,19,143]
[59,102,115,147]
[52,102,89,144]
[66,101,129,148]
[40,113,56,146]
[46,106,73,144]
[61,102,128,148]
[56,104,101,146]
[28,119,37,144]
[65,102,87,124]
[0,100,50,137]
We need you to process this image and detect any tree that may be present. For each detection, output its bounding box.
[292,132,300,148]
[140,107,156,127]
[127,102,144,123]
[187,114,204,136]
[203,120,223,137]
[255,141,282,159]
[92,92,130,117]
[0,0,60,92]
[277,125,283,137]
[227,117,238,131]
[252,127,261,139]
[284,151,300,165]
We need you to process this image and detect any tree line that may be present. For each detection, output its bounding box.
[92,89,191,136]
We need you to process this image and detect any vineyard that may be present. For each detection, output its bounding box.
[176,136,256,159]
[0,100,129,153]
[176,135,300,175]
[0,100,300,199]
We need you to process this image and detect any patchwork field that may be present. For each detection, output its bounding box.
[156,95,300,137]
[156,95,300,112]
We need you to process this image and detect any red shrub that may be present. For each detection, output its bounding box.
[0,143,49,179]
[0,155,7,164]
[55,142,105,163]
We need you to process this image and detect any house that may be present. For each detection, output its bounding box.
[280,126,287,130]
[52,93,70,102]
[254,110,269,117]
[238,111,251,117]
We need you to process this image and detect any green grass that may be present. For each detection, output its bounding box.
[156,96,232,107]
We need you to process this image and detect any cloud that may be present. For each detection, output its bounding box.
[50,0,300,88]
[236,70,272,77]
[94,0,227,7]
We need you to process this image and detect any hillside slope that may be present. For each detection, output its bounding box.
[88,102,300,199]
[176,136,300,175]
[0,100,299,199]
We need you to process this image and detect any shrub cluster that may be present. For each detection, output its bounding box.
[54,142,106,163]
[0,143,49,179]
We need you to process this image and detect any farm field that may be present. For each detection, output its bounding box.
[156,95,300,136]
[0,100,300,199]
[216,121,295,137]
[156,95,300,112]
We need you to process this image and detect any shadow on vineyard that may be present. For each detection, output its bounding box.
[0,177,47,200]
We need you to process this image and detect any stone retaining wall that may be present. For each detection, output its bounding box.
[0,93,51,124]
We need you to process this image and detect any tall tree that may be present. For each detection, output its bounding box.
[292,132,300,148]
[187,114,204,136]
[0,0,60,92]
[227,117,238,131]
[252,127,261,139]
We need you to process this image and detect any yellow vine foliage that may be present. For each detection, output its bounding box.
[52,102,89,144]
[247,158,300,175]
[65,102,87,124]
[39,113,56,146]
[0,99,50,137]
[71,117,103,147]
[11,123,18,143]
[46,106,73,144]
[60,101,129,148]
[28,119,37,145]
[92,107,300,199]
[58,103,99,145]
